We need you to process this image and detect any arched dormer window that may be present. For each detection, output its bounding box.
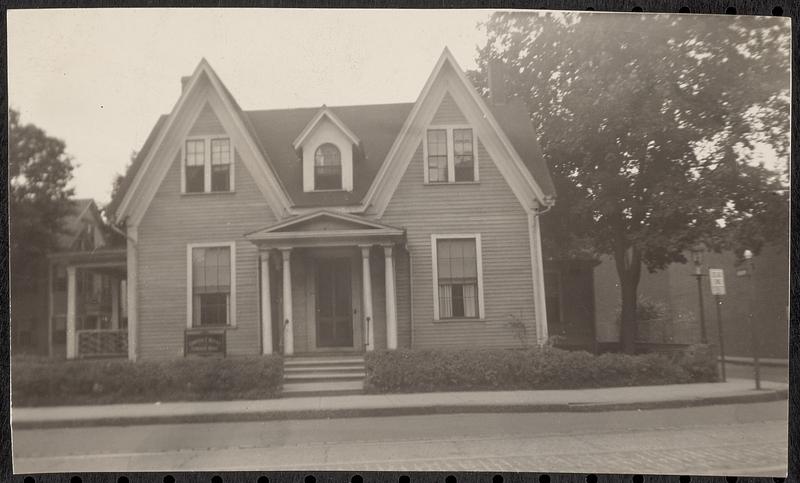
[314,143,342,190]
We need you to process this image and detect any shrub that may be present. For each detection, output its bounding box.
[364,346,716,394]
[11,355,283,407]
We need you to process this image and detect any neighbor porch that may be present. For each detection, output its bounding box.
[47,248,128,359]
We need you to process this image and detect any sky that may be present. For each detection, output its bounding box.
[8,9,493,205]
[8,9,789,206]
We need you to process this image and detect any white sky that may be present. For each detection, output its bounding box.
[8,9,493,205]
[8,9,789,206]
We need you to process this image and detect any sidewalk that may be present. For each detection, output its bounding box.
[12,378,788,430]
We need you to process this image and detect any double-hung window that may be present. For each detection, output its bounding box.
[314,143,342,190]
[424,127,477,183]
[185,140,206,193]
[189,244,235,327]
[432,235,484,320]
[184,138,233,193]
[210,139,231,192]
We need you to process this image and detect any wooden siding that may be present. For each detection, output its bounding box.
[430,92,467,125]
[381,99,537,349]
[188,102,226,137]
[137,134,277,359]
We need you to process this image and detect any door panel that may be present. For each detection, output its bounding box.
[316,258,353,348]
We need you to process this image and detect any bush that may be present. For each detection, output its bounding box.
[364,346,716,394]
[12,355,283,407]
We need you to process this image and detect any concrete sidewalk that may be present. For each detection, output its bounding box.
[12,378,788,430]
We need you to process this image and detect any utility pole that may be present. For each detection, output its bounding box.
[743,250,761,390]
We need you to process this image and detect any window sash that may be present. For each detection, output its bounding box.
[210,139,230,166]
[211,164,230,192]
[426,128,475,183]
[453,128,474,182]
[185,140,205,167]
[436,238,479,319]
[191,246,232,327]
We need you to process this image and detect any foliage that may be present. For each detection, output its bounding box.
[11,355,284,407]
[103,149,137,225]
[363,347,715,393]
[615,297,670,323]
[9,109,76,288]
[505,312,528,348]
[470,12,790,352]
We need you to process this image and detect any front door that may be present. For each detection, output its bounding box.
[316,258,353,348]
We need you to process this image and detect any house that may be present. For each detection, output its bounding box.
[12,199,121,357]
[592,241,789,359]
[46,48,556,367]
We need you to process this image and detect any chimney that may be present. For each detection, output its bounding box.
[181,76,192,93]
[487,59,507,105]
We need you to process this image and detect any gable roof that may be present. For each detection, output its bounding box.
[114,53,555,219]
[292,106,361,150]
[57,198,105,250]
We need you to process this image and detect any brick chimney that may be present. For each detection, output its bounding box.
[487,59,507,105]
[181,76,192,93]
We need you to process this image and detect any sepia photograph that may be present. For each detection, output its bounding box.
[7,7,791,477]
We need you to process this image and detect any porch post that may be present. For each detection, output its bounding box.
[383,245,398,350]
[360,245,375,351]
[281,248,294,356]
[260,251,273,355]
[110,275,120,330]
[66,266,77,359]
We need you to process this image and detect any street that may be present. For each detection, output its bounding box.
[13,400,787,476]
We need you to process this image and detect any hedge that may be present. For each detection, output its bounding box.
[12,355,284,407]
[364,345,717,393]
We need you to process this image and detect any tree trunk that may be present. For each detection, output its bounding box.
[614,245,642,354]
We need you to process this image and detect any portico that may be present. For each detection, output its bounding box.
[245,211,405,355]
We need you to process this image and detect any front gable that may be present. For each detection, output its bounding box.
[115,60,292,228]
[363,49,552,218]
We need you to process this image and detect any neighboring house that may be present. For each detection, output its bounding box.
[11,199,120,357]
[592,242,789,359]
[56,48,556,364]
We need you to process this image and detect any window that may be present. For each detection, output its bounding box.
[433,236,484,320]
[190,246,233,327]
[185,140,205,193]
[314,143,342,190]
[53,266,67,292]
[425,127,476,183]
[453,129,474,182]
[426,130,448,183]
[210,139,231,192]
[183,137,233,193]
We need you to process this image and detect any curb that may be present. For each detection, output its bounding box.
[12,388,788,430]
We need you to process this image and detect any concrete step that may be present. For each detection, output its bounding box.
[284,372,366,383]
[284,365,365,373]
[282,380,364,398]
[284,356,365,367]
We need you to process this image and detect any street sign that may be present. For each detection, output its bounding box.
[709,268,726,295]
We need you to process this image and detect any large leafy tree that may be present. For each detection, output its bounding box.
[9,109,76,288]
[471,12,790,352]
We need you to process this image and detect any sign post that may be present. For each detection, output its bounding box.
[737,252,761,390]
[709,269,726,382]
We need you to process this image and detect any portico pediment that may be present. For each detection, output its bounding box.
[244,210,404,248]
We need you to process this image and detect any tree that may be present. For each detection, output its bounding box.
[9,109,76,288]
[471,12,790,352]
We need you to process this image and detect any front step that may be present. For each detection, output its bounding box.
[282,355,366,397]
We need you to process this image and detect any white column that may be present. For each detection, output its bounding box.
[126,226,138,361]
[360,245,375,351]
[281,248,294,356]
[110,276,120,330]
[260,251,273,355]
[383,245,398,350]
[66,266,77,359]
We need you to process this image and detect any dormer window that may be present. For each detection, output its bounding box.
[183,137,234,194]
[314,143,342,190]
[424,127,478,184]
[294,107,359,193]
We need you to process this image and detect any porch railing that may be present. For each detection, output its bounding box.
[77,329,128,358]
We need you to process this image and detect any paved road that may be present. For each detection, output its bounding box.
[14,400,788,476]
[722,363,788,383]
